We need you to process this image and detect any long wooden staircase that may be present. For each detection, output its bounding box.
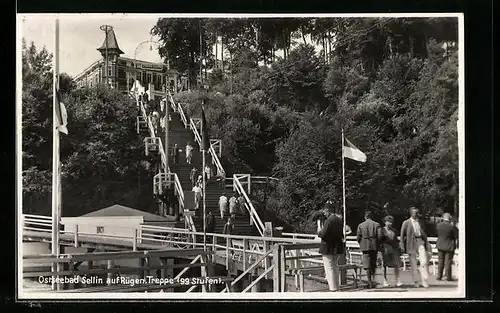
[167,110,258,236]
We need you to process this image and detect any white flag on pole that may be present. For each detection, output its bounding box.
[55,90,68,135]
[342,137,366,163]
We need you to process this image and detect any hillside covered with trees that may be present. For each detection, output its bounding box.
[22,40,158,217]
[153,17,459,232]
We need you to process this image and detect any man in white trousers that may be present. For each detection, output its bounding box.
[400,207,431,288]
[318,208,344,292]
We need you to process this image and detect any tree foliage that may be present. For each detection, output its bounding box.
[171,17,459,232]
[22,41,156,216]
[23,17,459,234]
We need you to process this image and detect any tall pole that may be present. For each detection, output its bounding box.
[105,28,108,87]
[51,18,61,291]
[164,88,169,172]
[199,19,203,89]
[100,25,112,88]
[340,128,347,284]
[341,128,346,240]
[202,102,207,252]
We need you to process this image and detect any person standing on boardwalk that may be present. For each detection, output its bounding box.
[380,215,402,287]
[229,194,238,216]
[172,144,179,165]
[317,208,344,292]
[400,207,431,288]
[190,167,198,188]
[436,213,458,281]
[219,193,228,220]
[356,210,383,289]
[185,142,194,165]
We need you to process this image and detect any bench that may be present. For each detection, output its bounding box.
[286,264,362,292]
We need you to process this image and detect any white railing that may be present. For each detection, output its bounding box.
[233,174,265,237]
[138,100,185,211]
[163,93,453,250]
[22,214,456,256]
[167,91,225,179]
[136,97,200,233]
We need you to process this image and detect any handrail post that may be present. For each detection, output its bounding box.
[212,234,216,263]
[226,237,230,270]
[263,240,270,278]
[294,248,299,290]
[242,238,248,271]
[272,244,281,292]
[74,224,79,247]
[247,174,251,194]
[280,245,286,292]
[107,259,114,286]
[133,229,138,251]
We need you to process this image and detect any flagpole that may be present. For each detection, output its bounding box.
[201,102,208,293]
[51,18,61,291]
[202,104,207,252]
[341,128,346,240]
[340,127,347,285]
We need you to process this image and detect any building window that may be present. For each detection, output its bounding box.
[97,226,104,233]
[108,65,113,77]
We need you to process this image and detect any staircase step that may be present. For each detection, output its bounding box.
[165,112,259,236]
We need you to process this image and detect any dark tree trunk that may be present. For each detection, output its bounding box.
[215,33,218,69]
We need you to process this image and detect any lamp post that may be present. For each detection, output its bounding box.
[99,25,113,88]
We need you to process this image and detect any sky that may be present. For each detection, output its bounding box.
[19,13,458,78]
[19,14,166,77]
[18,14,304,77]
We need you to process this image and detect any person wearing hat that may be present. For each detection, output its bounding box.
[317,206,344,292]
[436,213,458,281]
[400,207,431,288]
[356,210,383,289]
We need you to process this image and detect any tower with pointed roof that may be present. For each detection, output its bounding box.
[75,27,184,94]
[97,26,124,89]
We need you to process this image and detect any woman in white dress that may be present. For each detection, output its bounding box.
[186,142,194,164]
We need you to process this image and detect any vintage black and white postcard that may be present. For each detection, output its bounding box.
[17,13,464,300]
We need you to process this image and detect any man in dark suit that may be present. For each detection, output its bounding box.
[318,208,344,292]
[356,211,383,288]
[400,207,431,288]
[436,213,458,281]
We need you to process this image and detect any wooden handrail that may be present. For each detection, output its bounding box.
[220,244,276,292]
[137,99,185,210]
[167,90,226,178]
[233,175,265,236]
[242,265,275,293]
[23,214,450,253]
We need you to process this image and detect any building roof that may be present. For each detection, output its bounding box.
[97,27,124,55]
[79,204,174,222]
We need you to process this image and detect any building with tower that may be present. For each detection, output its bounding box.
[74,26,187,95]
